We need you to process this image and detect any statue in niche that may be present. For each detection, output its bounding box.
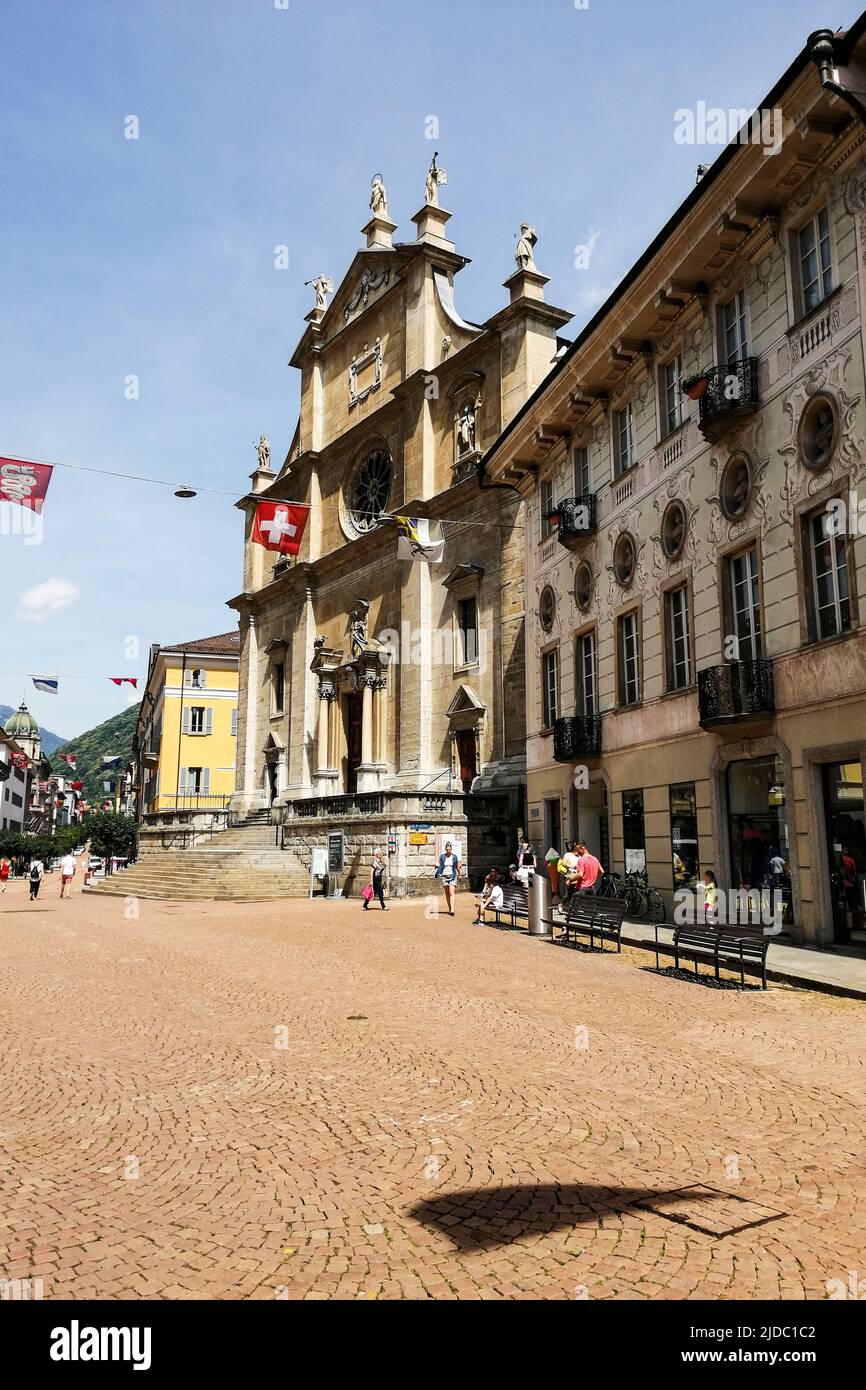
[255,435,271,471]
[349,600,371,658]
[370,174,388,217]
[306,272,334,311]
[456,400,477,456]
[515,222,538,271]
[425,152,447,206]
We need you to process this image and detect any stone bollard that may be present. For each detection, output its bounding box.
[529,870,551,937]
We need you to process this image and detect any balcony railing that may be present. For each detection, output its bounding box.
[154,794,232,811]
[683,357,759,443]
[553,713,603,762]
[697,660,775,728]
[550,495,597,548]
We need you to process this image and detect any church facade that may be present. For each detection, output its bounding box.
[228,168,570,893]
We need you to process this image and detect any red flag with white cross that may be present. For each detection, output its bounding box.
[252,500,309,555]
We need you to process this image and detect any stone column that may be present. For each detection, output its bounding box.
[328,691,341,771]
[316,689,330,774]
[374,677,388,766]
[361,677,374,767]
[244,613,259,801]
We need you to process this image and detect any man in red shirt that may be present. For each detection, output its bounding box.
[574,842,604,895]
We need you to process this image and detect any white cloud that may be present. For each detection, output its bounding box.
[15,577,80,623]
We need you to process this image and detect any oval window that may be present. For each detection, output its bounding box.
[614,533,636,588]
[575,561,593,612]
[800,394,837,471]
[539,585,556,632]
[720,454,751,521]
[661,501,687,560]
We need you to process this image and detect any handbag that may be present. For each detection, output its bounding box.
[362,884,374,901]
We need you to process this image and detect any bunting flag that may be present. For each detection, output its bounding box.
[32,676,59,694]
[395,516,446,564]
[69,780,83,791]
[109,677,138,687]
[0,458,53,512]
[11,753,29,769]
[252,500,310,554]
[58,753,77,768]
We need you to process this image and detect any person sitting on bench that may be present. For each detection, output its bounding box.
[474,868,502,924]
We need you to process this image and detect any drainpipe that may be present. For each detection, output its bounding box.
[808,29,866,128]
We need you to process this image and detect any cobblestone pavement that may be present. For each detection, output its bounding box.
[1,877,864,1301]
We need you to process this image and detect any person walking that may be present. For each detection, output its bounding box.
[573,842,604,895]
[28,857,43,901]
[435,840,461,916]
[0,857,10,893]
[365,849,388,911]
[59,850,77,899]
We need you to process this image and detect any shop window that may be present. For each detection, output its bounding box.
[726,756,791,919]
[670,782,699,890]
[622,789,646,873]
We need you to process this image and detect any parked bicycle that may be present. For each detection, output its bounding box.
[599,870,666,923]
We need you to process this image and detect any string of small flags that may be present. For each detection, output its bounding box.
[28,676,138,695]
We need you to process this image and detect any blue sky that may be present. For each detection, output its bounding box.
[0,0,853,739]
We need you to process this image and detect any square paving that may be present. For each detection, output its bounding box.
[1,879,864,1300]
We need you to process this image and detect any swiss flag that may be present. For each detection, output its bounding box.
[252,500,309,555]
[0,458,53,512]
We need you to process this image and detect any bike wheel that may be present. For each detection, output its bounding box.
[647,889,666,924]
[626,883,644,917]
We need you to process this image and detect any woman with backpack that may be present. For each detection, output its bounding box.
[434,840,461,916]
[28,857,43,901]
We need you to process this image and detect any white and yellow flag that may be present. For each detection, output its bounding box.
[395,516,446,564]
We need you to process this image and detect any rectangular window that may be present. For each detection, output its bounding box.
[798,207,833,315]
[660,356,682,437]
[542,649,559,728]
[190,706,205,734]
[575,630,597,718]
[670,782,699,891]
[727,546,762,661]
[617,611,640,706]
[573,444,590,497]
[664,585,691,690]
[186,668,206,689]
[622,789,646,873]
[457,596,478,666]
[721,289,748,362]
[807,507,851,640]
[541,477,556,537]
[614,405,634,477]
[272,661,285,715]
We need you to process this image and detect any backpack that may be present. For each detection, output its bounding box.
[29,863,40,881]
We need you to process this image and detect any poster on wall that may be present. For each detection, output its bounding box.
[625,848,646,873]
[435,833,463,865]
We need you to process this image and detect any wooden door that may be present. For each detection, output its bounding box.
[457,729,477,793]
[346,692,363,793]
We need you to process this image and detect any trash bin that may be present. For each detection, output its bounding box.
[529,870,551,937]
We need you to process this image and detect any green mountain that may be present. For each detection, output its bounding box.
[54,705,138,804]
[0,704,68,757]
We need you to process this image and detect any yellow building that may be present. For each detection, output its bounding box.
[135,632,240,815]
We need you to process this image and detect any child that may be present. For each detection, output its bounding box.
[703,869,719,922]
[474,868,500,924]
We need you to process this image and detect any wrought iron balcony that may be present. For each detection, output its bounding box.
[553,713,603,762]
[550,495,597,548]
[683,357,760,443]
[697,659,775,728]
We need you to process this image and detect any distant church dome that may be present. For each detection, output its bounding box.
[5,701,38,739]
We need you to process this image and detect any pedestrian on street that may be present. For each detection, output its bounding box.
[435,840,461,916]
[573,842,604,895]
[365,849,388,911]
[59,851,77,899]
[28,858,43,901]
[0,857,10,893]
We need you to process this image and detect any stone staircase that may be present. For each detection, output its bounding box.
[87,810,311,901]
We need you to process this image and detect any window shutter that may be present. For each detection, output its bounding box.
[179,767,187,794]
[231,708,238,737]
[205,707,213,734]
[202,768,211,794]
[199,670,207,689]
[184,669,192,687]
[182,707,190,734]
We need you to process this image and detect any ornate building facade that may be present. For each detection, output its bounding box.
[228,173,570,893]
[483,21,866,947]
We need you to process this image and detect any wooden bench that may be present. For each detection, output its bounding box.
[672,921,769,989]
[483,880,529,929]
[549,893,628,953]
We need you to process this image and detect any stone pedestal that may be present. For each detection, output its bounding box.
[362,214,397,250]
[503,267,550,303]
[411,204,456,252]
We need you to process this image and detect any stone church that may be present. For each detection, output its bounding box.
[228,164,570,893]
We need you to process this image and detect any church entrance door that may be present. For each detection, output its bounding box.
[345,692,363,793]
